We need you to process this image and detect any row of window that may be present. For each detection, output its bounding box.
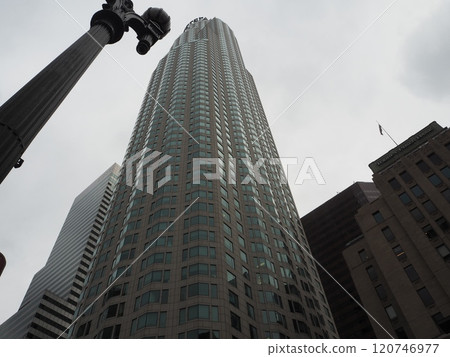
[367,264,435,307]
[130,311,167,334]
[140,252,172,271]
[134,289,168,311]
[374,220,450,261]
[181,263,217,279]
[179,304,219,324]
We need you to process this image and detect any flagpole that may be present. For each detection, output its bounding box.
[377,122,398,146]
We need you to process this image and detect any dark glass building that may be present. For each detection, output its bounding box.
[73,18,337,339]
[301,182,380,338]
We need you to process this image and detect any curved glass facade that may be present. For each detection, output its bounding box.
[74,18,337,339]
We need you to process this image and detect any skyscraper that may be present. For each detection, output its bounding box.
[0,164,120,338]
[74,18,337,339]
[343,122,450,338]
[301,182,380,338]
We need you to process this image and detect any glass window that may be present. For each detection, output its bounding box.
[372,211,384,223]
[417,287,434,307]
[423,200,437,214]
[436,244,450,261]
[388,178,401,191]
[190,283,208,297]
[410,207,424,222]
[211,284,218,298]
[385,305,398,321]
[428,153,442,166]
[199,264,209,275]
[198,305,209,319]
[375,285,387,300]
[210,264,217,278]
[221,198,229,209]
[416,160,430,173]
[229,290,239,308]
[381,226,395,242]
[399,171,413,183]
[240,250,248,263]
[225,253,235,269]
[399,192,412,204]
[428,174,442,187]
[242,266,250,280]
[432,312,445,327]
[224,238,233,251]
[140,312,158,329]
[222,210,231,222]
[247,303,255,319]
[163,270,170,283]
[180,286,186,301]
[436,217,449,232]
[395,327,408,339]
[358,249,369,262]
[411,185,424,198]
[159,311,167,328]
[249,325,258,339]
[393,245,407,260]
[186,306,197,321]
[211,306,219,322]
[441,166,450,179]
[223,223,232,236]
[227,271,237,287]
[181,267,187,280]
[230,312,241,331]
[404,265,420,282]
[187,305,210,321]
[220,186,228,198]
[422,225,437,239]
[244,283,253,299]
[442,188,450,203]
[234,198,240,208]
[366,266,378,281]
[210,247,216,259]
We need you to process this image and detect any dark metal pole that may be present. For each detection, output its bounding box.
[0,1,170,184]
[0,25,110,184]
[0,252,5,277]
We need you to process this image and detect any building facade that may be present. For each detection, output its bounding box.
[73,18,337,339]
[343,122,450,338]
[301,182,380,338]
[0,164,120,338]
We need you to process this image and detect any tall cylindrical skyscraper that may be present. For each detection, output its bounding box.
[74,18,337,339]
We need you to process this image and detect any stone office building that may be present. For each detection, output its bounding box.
[344,122,450,338]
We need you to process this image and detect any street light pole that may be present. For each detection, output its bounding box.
[0,1,170,184]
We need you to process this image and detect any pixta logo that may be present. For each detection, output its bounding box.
[125,148,172,195]
[125,149,325,195]
[192,157,325,186]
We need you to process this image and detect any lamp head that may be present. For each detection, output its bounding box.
[142,8,171,37]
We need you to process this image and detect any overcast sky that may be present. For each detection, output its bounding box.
[1,0,449,325]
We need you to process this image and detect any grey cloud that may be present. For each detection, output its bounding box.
[401,2,450,99]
